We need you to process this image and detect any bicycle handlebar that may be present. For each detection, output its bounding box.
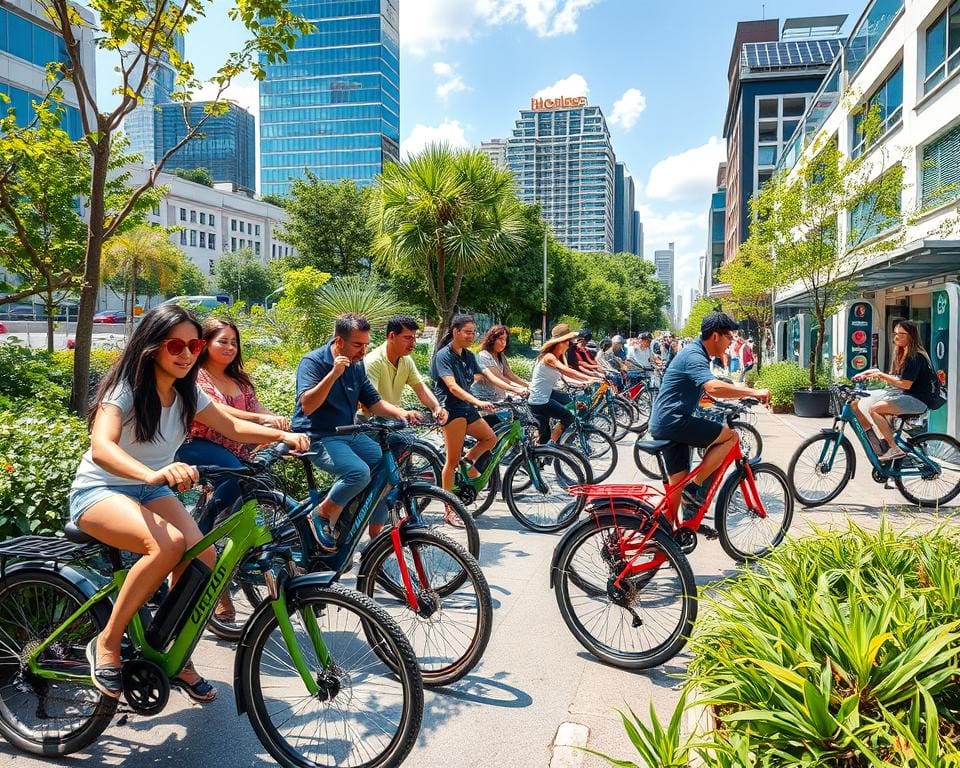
[335,417,409,436]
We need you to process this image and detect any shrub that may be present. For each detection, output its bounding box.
[508,326,533,346]
[0,343,69,407]
[0,403,89,538]
[755,361,830,409]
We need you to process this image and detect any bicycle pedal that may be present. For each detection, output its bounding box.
[697,524,719,540]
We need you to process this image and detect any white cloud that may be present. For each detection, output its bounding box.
[609,88,646,131]
[532,73,589,100]
[646,136,727,202]
[400,120,472,158]
[402,0,601,55]
[433,61,470,100]
[191,79,259,122]
[636,203,707,312]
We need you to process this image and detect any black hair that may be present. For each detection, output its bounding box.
[640,332,652,340]
[700,311,739,340]
[334,312,371,340]
[89,303,202,443]
[480,324,510,358]
[197,316,252,388]
[386,314,419,336]
[436,313,475,350]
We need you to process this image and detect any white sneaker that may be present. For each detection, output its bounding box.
[878,447,906,462]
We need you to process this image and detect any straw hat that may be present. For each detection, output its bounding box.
[540,323,578,353]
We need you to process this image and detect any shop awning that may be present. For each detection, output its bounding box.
[775,240,960,309]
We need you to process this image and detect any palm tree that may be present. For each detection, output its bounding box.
[369,144,526,342]
[102,225,184,330]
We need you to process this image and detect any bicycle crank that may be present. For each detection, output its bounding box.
[122,658,169,715]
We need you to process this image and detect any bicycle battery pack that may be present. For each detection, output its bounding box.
[145,559,211,650]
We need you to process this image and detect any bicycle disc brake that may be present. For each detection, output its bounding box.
[122,658,169,715]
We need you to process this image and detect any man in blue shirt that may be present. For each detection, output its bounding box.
[293,313,418,550]
[649,312,770,524]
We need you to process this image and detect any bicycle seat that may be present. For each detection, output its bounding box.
[63,522,98,545]
[633,438,672,455]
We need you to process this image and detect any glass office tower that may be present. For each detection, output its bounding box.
[155,102,256,194]
[259,0,400,197]
[506,102,616,252]
[124,33,185,165]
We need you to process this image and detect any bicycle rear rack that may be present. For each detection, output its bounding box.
[0,535,98,577]
[568,484,663,501]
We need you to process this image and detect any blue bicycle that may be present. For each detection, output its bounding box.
[787,384,960,507]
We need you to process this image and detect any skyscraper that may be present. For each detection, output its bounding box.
[506,96,615,252]
[632,213,643,258]
[478,138,508,168]
[259,0,400,197]
[155,102,257,195]
[614,162,639,254]
[124,33,184,165]
[654,243,675,314]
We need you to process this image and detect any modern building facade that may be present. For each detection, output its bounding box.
[654,243,675,314]
[259,0,400,197]
[506,97,616,252]
[0,0,96,141]
[632,212,643,258]
[614,162,641,255]
[155,102,257,195]
[478,138,508,169]
[123,33,184,165]
[701,162,728,297]
[722,16,846,261]
[773,0,960,440]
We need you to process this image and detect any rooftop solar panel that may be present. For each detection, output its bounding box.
[742,39,842,70]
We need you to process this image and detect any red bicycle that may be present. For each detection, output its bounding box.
[549,430,792,669]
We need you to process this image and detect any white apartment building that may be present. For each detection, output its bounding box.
[774,0,960,438]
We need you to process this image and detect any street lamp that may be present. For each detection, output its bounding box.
[541,228,548,342]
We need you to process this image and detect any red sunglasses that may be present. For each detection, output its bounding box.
[162,338,206,356]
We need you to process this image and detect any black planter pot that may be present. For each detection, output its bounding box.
[793,388,831,418]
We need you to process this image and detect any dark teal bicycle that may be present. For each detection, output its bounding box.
[788,384,960,507]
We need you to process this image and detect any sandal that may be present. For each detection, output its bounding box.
[213,595,236,624]
[172,662,218,703]
[443,507,467,528]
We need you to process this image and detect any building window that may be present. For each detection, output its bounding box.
[852,64,903,157]
[180,208,187,221]
[199,232,206,248]
[231,237,236,251]
[757,121,778,143]
[179,230,187,245]
[240,239,245,249]
[209,233,216,250]
[190,210,197,223]
[849,173,901,244]
[924,2,960,92]
[758,99,778,119]
[209,214,216,228]
[209,259,215,275]
[199,212,206,225]
[152,204,160,216]
[758,145,778,166]
[921,122,960,209]
[254,241,261,255]
[231,219,237,231]
[255,224,261,236]
[189,230,197,247]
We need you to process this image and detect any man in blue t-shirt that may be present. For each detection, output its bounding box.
[292,313,418,551]
[649,312,770,523]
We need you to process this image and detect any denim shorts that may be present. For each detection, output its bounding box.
[68,484,177,524]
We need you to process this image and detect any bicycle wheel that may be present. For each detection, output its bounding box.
[397,484,479,559]
[894,433,960,507]
[787,432,854,507]
[716,462,793,563]
[0,570,117,756]
[608,400,632,441]
[206,491,296,642]
[632,434,663,481]
[396,443,443,486]
[503,447,586,532]
[357,529,492,686]
[240,583,423,768]
[553,515,697,670]
[561,425,618,483]
[695,422,763,460]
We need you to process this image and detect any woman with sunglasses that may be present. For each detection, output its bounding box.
[69,304,309,702]
[473,325,529,423]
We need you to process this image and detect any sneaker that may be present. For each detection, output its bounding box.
[85,636,122,699]
[681,482,708,514]
[309,515,338,553]
[878,447,906,462]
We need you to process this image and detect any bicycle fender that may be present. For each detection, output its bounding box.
[0,561,106,603]
[233,571,340,713]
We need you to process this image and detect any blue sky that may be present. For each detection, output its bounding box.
[95,0,858,313]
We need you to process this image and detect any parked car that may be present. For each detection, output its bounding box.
[93,310,127,324]
[162,295,229,312]
[0,322,6,334]
[0,304,38,320]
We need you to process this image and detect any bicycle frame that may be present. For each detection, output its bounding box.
[456,417,525,493]
[24,498,329,696]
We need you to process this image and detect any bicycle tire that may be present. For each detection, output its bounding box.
[632,433,663,481]
[0,569,117,756]
[239,583,423,768]
[503,446,586,532]
[715,462,793,563]
[397,442,444,486]
[695,422,763,461]
[787,432,854,507]
[561,425,618,483]
[894,433,960,507]
[397,484,480,559]
[553,514,697,670]
[357,529,492,686]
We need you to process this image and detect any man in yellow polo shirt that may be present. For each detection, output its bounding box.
[365,315,448,424]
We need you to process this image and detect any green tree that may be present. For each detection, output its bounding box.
[279,175,372,275]
[370,144,526,342]
[215,248,278,305]
[174,167,214,187]
[682,296,724,338]
[717,238,780,372]
[169,259,210,296]
[102,225,184,323]
[0,98,87,351]
[261,193,287,208]
[38,0,310,412]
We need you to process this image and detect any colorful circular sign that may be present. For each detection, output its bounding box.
[851,354,868,370]
[851,330,867,345]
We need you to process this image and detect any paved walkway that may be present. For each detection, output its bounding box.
[2,410,955,767]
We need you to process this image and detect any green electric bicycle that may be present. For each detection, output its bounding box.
[0,457,423,767]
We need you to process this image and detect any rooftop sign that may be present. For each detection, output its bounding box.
[530,95,587,110]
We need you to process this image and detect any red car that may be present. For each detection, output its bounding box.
[93,310,126,324]
[0,322,6,334]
